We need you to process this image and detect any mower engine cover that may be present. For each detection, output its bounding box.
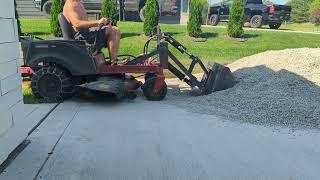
[201,62,236,95]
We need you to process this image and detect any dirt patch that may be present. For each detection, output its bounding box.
[22,81,31,89]
[164,48,320,129]
[184,35,207,42]
[224,35,248,42]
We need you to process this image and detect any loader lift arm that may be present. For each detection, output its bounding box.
[126,32,235,95]
[164,34,208,89]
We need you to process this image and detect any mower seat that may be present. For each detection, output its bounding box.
[58,13,75,40]
[58,13,106,63]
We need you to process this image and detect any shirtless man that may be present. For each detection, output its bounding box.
[63,0,120,63]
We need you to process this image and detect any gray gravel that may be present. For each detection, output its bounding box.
[164,48,320,129]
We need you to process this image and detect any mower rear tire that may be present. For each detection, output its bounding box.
[142,77,167,101]
[31,66,75,101]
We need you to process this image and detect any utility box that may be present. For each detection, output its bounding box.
[180,0,190,24]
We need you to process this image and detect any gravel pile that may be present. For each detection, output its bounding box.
[165,48,320,129]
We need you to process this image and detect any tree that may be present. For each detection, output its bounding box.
[309,0,320,13]
[288,0,314,23]
[227,0,244,38]
[50,0,64,37]
[101,0,118,26]
[143,0,160,36]
[309,0,320,26]
[187,0,204,37]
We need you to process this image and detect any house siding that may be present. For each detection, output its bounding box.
[0,0,56,164]
[0,0,24,164]
[0,0,56,165]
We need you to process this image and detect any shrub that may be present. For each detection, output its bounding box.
[143,0,159,36]
[50,0,64,37]
[101,0,118,26]
[309,0,320,13]
[309,0,320,26]
[227,0,244,38]
[288,0,314,23]
[310,9,320,26]
[187,0,203,37]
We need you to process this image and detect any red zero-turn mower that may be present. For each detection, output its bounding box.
[20,13,236,101]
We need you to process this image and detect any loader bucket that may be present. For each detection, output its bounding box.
[200,62,236,95]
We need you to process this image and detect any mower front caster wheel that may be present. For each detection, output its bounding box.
[142,78,167,101]
[127,91,137,100]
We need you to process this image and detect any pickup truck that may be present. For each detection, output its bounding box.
[34,0,178,21]
[207,0,291,29]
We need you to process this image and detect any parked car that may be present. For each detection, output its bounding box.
[207,0,291,29]
[34,0,179,21]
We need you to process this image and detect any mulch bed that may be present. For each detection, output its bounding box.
[184,35,207,42]
[224,35,248,42]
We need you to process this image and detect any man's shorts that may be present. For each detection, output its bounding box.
[74,26,110,49]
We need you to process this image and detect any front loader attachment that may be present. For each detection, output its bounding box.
[125,30,236,96]
[200,62,236,95]
[162,34,236,95]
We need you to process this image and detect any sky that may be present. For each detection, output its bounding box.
[208,0,288,5]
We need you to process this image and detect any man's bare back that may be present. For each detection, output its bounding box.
[63,0,120,62]
[63,0,110,33]
[63,0,88,32]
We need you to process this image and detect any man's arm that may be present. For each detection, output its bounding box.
[68,3,107,29]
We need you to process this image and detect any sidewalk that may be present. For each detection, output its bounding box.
[1,99,320,180]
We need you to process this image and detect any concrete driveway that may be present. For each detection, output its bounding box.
[1,98,320,180]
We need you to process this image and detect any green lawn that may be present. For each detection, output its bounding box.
[20,19,320,66]
[20,18,320,103]
[272,23,320,32]
[213,21,320,33]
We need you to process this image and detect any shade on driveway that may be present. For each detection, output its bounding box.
[1,99,320,180]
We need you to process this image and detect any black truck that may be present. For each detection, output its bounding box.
[208,0,291,29]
